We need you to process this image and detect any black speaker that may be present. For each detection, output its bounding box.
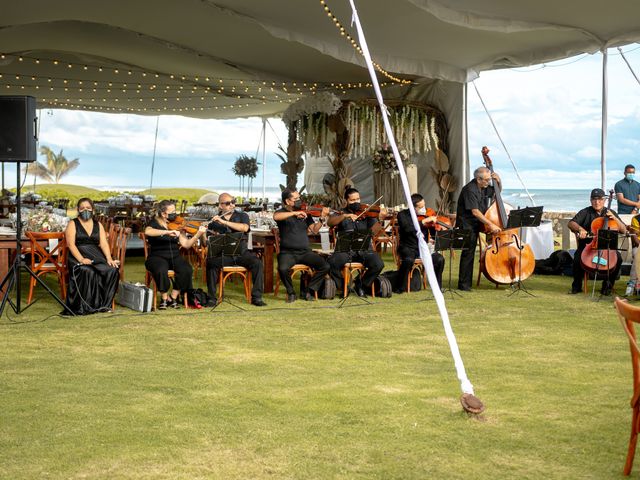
[0,96,37,162]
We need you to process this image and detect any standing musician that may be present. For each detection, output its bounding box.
[395,193,445,292]
[205,192,266,307]
[327,187,385,297]
[274,188,331,303]
[568,188,627,295]
[455,166,501,291]
[144,200,207,309]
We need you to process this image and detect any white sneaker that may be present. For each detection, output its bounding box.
[626,281,635,296]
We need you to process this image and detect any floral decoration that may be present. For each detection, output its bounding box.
[282,92,342,125]
[23,208,68,232]
[371,144,410,178]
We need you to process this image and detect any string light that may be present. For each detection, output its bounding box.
[318,0,412,85]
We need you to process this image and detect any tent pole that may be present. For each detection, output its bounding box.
[262,117,266,202]
[149,116,160,192]
[601,48,608,190]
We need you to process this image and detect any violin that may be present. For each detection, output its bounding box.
[167,216,210,235]
[299,203,339,217]
[580,190,621,273]
[419,208,453,231]
[479,146,535,285]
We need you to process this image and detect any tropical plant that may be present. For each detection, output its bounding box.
[232,154,259,198]
[23,146,80,184]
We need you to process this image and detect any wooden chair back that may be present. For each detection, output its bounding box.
[112,225,131,281]
[614,296,640,475]
[25,231,68,303]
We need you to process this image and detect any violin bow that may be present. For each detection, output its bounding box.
[354,195,384,221]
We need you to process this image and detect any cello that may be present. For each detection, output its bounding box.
[479,146,536,285]
[579,190,621,273]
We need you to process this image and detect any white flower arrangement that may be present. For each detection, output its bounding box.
[20,207,69,232]
[371,144,410,178]
[282,92,342,125]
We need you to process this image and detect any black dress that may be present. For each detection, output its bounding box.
[66,218,120,314]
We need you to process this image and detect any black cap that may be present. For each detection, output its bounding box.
[590,188,606,199]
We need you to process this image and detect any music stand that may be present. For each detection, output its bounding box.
[435,228,472,298]
[505,206,543,296]
[334,231,373,306]
[207,233,246,310]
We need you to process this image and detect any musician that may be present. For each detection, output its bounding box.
[273,188,330,303]
[144,200,206,309]
[614,164,640,214]
[327,187,385,297]
[455,166,501,291]
[395,193,445,292]
[205,192,266,307]
[568,188,627,295]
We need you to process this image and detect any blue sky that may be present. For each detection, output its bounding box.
[14,44,640,192]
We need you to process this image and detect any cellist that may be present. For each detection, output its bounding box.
[568,188,626,295]
[455,166,502,291]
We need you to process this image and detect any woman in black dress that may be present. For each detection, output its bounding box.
[65,197,120,314]
[144,200,206,309]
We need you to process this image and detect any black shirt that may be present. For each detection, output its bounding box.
[396,209,430,252]
[571,205,620,249]
[207,210,250,254]
[146,217,180,257]
[333,212,376,251]
[275,208,314,252]
[455,179,494,230]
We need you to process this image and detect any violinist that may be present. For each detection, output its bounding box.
[568,188,626,295]
[144,200,207,309]
[395,193,445,292]
[327,187,385,297]
[455,166,501,291]
[205,192,266,307]
[273,188,331,303]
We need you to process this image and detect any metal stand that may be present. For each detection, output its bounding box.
[435,228,471,299]
[0,162,73,317]
[505,206,543,297]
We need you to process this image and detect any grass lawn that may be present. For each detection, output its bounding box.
[0,251,634,479]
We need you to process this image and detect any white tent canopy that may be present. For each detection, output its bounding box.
[2,1,639,198]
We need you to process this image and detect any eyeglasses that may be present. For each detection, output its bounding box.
[219,201,235,206]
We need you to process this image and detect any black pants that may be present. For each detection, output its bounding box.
[206,251,264,301]
[458,227,480,290]
[572,244,622,293]
[145,254,193,293]
[328,250,384,294]
[397,245,445,291]
[277,250,330,295]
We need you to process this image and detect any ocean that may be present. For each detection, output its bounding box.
[501,189,600,213]
[93,185,595,213]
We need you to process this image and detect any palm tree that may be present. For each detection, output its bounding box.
[23,146,80,183]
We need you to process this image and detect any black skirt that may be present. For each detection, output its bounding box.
[66,244,119,315]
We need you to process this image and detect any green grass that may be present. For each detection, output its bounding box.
[0,252,634,479]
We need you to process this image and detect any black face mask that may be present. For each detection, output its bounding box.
[347,202,361,213]
[79,210,93,221]
[167,213,178,222]
[293,200,302,210]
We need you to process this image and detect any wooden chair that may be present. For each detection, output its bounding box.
[340,262,377,298]
[614,297,640,475]
[272,228,317,300]
[217,265,251,304]
[392,225,428,293]
[25,231,67,304]
[372,216,396,256]
[111,225,131,281]
[139,232,188,310]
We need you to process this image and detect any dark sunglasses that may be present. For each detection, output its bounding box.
[219,201,235,206]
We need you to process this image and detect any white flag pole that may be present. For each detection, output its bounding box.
[348,0,477,397]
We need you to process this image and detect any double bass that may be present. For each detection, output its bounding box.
[480,147,536,285]
[579,190,621,273]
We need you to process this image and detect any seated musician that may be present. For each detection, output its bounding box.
[144,200,206,309]
[65,197,120,314]
[273,188,330,303]
[396,194,445,293]
[327,187,385,297]
[568,188,626,295]
[455,166,501,291]
[205,192,266,307]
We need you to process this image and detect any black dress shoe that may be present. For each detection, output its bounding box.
[569,288,582,295]
[458,286,472,292]
[393,288,404,295]
[205,298,218,307]
[355,285,367,297]
[251,299,267,307]
[286,293,297,303]
[601,287,612,296]
[305,291,316,301]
